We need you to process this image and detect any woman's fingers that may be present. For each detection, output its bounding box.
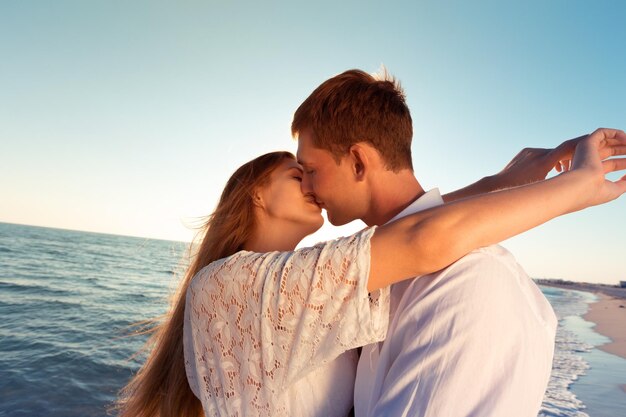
[593,127,626,141]
[602,158,626,174]
[596,142,626,161]
[605,145,626,159]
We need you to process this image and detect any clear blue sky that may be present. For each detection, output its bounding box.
[1,1,624,283]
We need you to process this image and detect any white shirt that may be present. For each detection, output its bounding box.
[354,189,557,417]
[184,228,390,417]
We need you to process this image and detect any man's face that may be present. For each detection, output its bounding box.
[296,129,364,226]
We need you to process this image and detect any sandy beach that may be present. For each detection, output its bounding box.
[583,293,626,359]
[538,280,626,360]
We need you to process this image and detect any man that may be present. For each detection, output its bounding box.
[291,69,614,416]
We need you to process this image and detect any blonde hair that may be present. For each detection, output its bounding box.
[115,151,295,417]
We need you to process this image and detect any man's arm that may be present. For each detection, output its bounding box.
[442,136,582,202]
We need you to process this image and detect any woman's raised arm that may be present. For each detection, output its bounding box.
[367,128,626,292]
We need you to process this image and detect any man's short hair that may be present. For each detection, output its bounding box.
[291,68,413,171]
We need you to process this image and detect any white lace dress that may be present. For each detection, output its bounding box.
[183,228,390,417]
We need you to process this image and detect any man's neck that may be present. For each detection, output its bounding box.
[362,170,425,226]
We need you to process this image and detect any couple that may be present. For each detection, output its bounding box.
[117,69,626,417]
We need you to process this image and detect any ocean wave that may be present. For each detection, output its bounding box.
[538,287,601,417]
[0,334,54,355]
[0,280,71,297]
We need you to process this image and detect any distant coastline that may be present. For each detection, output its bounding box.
[535,278,626,300]
[536,279,626,360]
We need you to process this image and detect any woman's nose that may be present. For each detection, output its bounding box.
[300,174,313,194]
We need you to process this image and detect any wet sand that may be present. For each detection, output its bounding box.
[538,280,626,360]
[583,293,626,359]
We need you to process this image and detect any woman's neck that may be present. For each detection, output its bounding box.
[243,221,303,252]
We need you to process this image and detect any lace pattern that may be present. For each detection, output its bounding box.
[183,227,389,417]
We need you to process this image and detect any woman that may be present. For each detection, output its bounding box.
[117,130,625,417]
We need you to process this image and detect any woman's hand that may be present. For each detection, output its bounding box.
[568,128,626,208]
[368,128,626,292]
[496,135,582,183]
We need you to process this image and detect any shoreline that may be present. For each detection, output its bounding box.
[583,293,626,359]
[539,281,626,360]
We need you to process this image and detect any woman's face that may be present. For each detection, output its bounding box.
[256,158,324,236]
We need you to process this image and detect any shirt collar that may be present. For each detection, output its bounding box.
[385,188,444,225]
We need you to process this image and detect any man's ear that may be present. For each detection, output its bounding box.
[349,144,369,180]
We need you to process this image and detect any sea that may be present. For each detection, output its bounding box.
[1,222,625,417]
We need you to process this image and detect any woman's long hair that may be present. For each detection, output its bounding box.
[115,151,295,417]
